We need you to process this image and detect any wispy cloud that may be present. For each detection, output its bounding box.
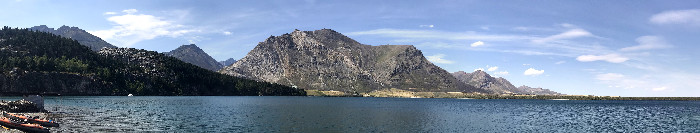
[347,29,535,42]
[620,36,672,51]
[419,25,434,28]
[89,9,199,47]
[650,9,700,26]
[532,28,593,43]
[425,54,454,64]
[576,54,629,63]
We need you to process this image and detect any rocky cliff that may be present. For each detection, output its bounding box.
[452,70,562,95]
[164,44,223,71]
[29,25,117,51]
[220,29,480,93]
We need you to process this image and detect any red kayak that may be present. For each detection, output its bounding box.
[2,113,59,127]
[0,116,50,133]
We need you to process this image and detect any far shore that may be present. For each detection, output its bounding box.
[305,89,700,101]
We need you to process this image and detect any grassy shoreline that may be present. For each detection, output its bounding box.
[305,89,700,101]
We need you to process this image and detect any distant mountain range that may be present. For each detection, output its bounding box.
[219,58,237,66]
[452,70,561,95]
[220,29,482,93]
[29,25,116,51]
[164,44,223,71]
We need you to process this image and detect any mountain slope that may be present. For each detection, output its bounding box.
[164,44,223,71]
[29,25,116,51]
[452,70,562,95]
[220,29,481,93]
[0,26,304,96]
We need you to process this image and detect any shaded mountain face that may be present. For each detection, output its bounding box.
[220,29,481,93]
[452,70,562,95]
[0,27,304,96]
[219,58,237,66]
[164,44,223,71]
[29,25,116,51]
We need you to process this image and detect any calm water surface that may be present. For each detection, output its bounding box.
[3,96,700,132]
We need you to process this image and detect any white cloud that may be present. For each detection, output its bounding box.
[522,64,531,66]
[419,25,434,28]
[523,68,544,76]
[596,73,624,81]
[487,66,498,71]
[650,9,700,26]
[223,31,232,35]
[533,28,593,43]
[576,54,629,63]
[555,61,566,64]
[652,87,668,91]
[425,54,454,64]
[470,41,484,47]
[89,9,197,47]
[122,9,139,14]
[620,36,672,51]
[474,68,484,71]
[103,12,117,15]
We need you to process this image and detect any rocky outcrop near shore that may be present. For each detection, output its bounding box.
[0,100,42,113]
[220,29,481,93]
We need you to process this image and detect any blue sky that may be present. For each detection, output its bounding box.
[2,0,699,96]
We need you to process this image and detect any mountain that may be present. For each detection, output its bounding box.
[517,85,562,95]
[219,58,237,66]
[0,27,305,96]
[29,25,116,51]
[164,44,223,71]
[452,70,562,95]
[220,29,481,93]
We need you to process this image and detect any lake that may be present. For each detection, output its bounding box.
[3,96,700,132]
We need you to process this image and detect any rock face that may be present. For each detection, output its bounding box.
[164,44,223,71]
[0,100,43,113]
[29,25,117,51]
[219,58,237,66]
[452,70,562,95]
[220,29,480,93]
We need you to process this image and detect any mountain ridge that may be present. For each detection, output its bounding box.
[29,25,117,51]
[164,44,223,71]
[452,70,562,95]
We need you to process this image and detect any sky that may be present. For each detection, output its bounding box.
[1,0,699,97]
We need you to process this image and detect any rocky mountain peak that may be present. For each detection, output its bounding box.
[165,44,223,71]
[221,29,480,93]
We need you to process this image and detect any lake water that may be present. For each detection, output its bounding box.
[3,96,700,132]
